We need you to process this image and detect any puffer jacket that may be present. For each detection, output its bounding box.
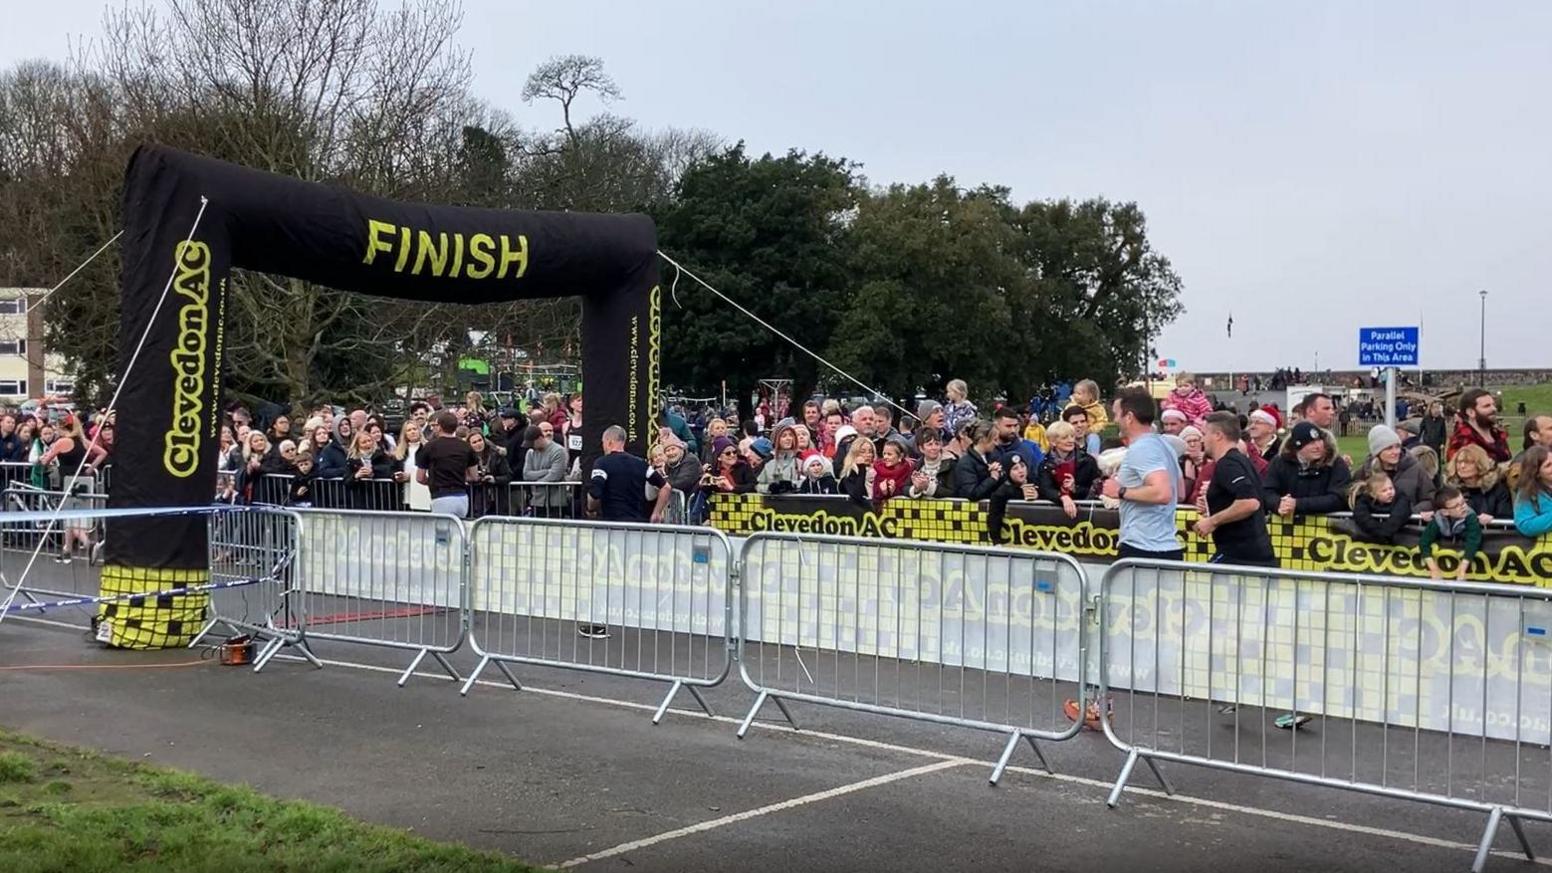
[953,450,1002,501]
[1163,387,1213,426]
[1358,451,1436,512]
[1351,491,1415,544]
[1035,449,1101,503]
[1260,432,1352,516]
[1451,461,1513,520]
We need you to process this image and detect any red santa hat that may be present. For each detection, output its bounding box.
[1249,408,1278,429]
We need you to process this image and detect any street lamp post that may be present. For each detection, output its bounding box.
[1478,290,1488,387]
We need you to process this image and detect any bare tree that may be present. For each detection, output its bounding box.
[1,12,713,406]
[521,54,620,146]
[18,0,494,405]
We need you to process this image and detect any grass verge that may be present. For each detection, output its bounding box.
[1502,384,1552,417]
[0,728,534,873]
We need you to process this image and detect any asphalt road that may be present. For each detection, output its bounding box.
[2,608,1547,873]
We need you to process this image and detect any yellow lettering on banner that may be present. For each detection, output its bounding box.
[628,315,639,444]
[497,234,528,279]
[414,230,449,277]
[394,225,411,273]
[363,220,532,282]
[466,233,496,279]
[163,240,211,478]
[362,219,396,265]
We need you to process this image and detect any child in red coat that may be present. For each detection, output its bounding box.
[871,439,916,507]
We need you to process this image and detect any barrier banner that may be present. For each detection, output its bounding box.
[296,511,463,610]
[1105,567,1552,744]
[740,536,1087,683]
[470,521,731,638]
[709,494,1552,586]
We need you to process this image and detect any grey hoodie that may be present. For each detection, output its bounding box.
[522,440,571,507]
[757,452,802,493]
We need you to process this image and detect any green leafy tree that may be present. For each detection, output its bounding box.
[1008,198,1185,395]
[655,144,861,416]
[827,178,1023,404]
[825,183,1183,409]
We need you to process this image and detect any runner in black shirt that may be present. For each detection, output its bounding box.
[415,411,477,517]
[1192,412,1276,567]
[1194,412,1306,730]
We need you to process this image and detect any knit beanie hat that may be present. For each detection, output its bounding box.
[711,436,736,457]
[804,454,832,477]
[1367,424,1401,456]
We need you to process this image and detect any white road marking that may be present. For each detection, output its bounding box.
[270,652,1552,868]
[11,618,1546,867]
[550,759,965,869]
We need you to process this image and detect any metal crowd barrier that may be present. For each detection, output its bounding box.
[201,506,316,670]
[0,485,108,602]
[736,532,1089,784]
[249,472,293,506]
[661,489,689,525]
[245,474,581,519]
[467,480,512,518]
[308,478,404,512]
[1,504,309,666]
[1098,559,1549,872]
[0,461,33,492]
[504,481,582,519]
[465,516,734,722]
[291,508,469,685]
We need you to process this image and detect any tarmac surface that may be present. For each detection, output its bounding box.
[4,573,1551,873]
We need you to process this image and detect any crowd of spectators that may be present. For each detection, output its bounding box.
[665,374,1552,563]
[6,368,1552,567]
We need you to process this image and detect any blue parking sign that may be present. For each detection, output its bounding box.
[1358,327,1419,367]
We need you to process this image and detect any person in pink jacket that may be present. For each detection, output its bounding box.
[1163,373,1214,427]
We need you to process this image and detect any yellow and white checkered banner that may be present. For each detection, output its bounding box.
[710,494,1552,586]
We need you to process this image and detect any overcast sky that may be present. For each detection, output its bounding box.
[5,1,1548,371]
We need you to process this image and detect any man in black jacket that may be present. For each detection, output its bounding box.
[1261,421,1352,518]
[497,408,527,466]
[1420,402,1448,456]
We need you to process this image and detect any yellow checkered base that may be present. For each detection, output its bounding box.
[97,564,210,649]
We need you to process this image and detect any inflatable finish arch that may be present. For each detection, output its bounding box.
[101,145,660,648]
